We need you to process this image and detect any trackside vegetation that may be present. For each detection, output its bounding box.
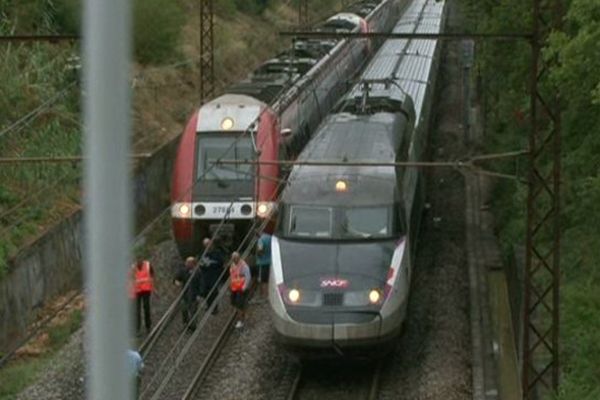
[0,0,189,277]
[460,0,600,398]
[0,0,344,278]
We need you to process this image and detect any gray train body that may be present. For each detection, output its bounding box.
[269,0,447,357]
[170,0,406,255]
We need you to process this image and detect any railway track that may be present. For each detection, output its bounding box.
[285,359,384,400]
[139,286,238,400]
[180,309,237,399]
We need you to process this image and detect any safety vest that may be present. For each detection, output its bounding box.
[134,261,153,294]
[230,263,245,293]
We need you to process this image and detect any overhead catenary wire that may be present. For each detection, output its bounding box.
[136,13,421,361]
[144,208,275,400]
[141,107,332,398]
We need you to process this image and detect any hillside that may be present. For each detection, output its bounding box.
[460,0,600,398]
[0,0,342,276]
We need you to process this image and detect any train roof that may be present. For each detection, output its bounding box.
[226,0,381,105]
[282,114,403,205]
[343,0,445,121]
[196,94,265,132]
[283,112,409,206]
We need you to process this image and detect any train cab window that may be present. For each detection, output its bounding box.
[288,206,332,238]
[197,135,254,181]
[341,207,391,239]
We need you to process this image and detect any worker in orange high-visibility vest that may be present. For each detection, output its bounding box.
[229,252,251,329]
[132,259,156,335]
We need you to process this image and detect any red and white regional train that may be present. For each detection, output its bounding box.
[171,0,405,256]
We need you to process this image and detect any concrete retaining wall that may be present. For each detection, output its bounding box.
[0,136,180,351]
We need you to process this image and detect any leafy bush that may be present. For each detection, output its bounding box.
[461,0,600,398]
[52,0,185,65]
[216,0,272,16]
[53,0,80,34]
[234,0,271,15]
[133,0,185,64]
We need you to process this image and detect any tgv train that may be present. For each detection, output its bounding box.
[171,0,405,256]
[269,0,447,357]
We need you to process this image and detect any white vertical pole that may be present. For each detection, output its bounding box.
[83,0,132,398]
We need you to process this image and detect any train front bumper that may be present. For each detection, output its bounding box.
[269,289,407,356]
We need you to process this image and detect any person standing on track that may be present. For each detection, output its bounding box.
[132,259,156,336]
[199,238,225,314]
[229,251,251,329]
[255,232,272,302]
[173,256,201,332]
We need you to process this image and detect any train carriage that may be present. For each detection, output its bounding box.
[269,0,447,357]
[171,0,405,255]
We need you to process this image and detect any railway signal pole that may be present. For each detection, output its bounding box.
[199,0,215,103]
[523,0,563,397]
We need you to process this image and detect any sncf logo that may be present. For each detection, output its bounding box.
[320,278,349,288]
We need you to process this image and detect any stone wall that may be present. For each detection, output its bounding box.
[0,136,180,351]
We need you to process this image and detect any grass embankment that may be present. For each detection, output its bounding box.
[0,0,342,396]
[0,0,341,277]
[0,295,83,400]
[460,0,600,398]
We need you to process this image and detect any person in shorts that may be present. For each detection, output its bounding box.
[229,251,251,329]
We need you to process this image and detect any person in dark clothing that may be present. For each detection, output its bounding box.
[198,238,226,314]
[173,256,202,332]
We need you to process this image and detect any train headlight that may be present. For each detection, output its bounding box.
[368,289,381,304]
[288,289,301,303]
[335,180,348,192]
[180,204,190,216]
[256,201,275,218]
[221,117,234,131]
[172,203,192,218]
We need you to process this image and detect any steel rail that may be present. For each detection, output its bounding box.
[286,360,383,400]
[368,360,384,400]
[143,212,273,399]
[286,366,303,400]
[180,311,237,399]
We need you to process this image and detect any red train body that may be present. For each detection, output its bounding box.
[171,0,405,256]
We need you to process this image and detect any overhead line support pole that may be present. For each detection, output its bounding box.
[523,0,563,398]
[83,0,132,399]
[199,0,215,103]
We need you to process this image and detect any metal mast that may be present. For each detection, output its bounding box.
[83,0,132,398]
[199,0,215,102]
[523,0,563,397]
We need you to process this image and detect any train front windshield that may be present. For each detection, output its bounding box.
[196,134,255,182]
[282,205,401,239]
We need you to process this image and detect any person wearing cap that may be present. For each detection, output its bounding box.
[229,251,251,329]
